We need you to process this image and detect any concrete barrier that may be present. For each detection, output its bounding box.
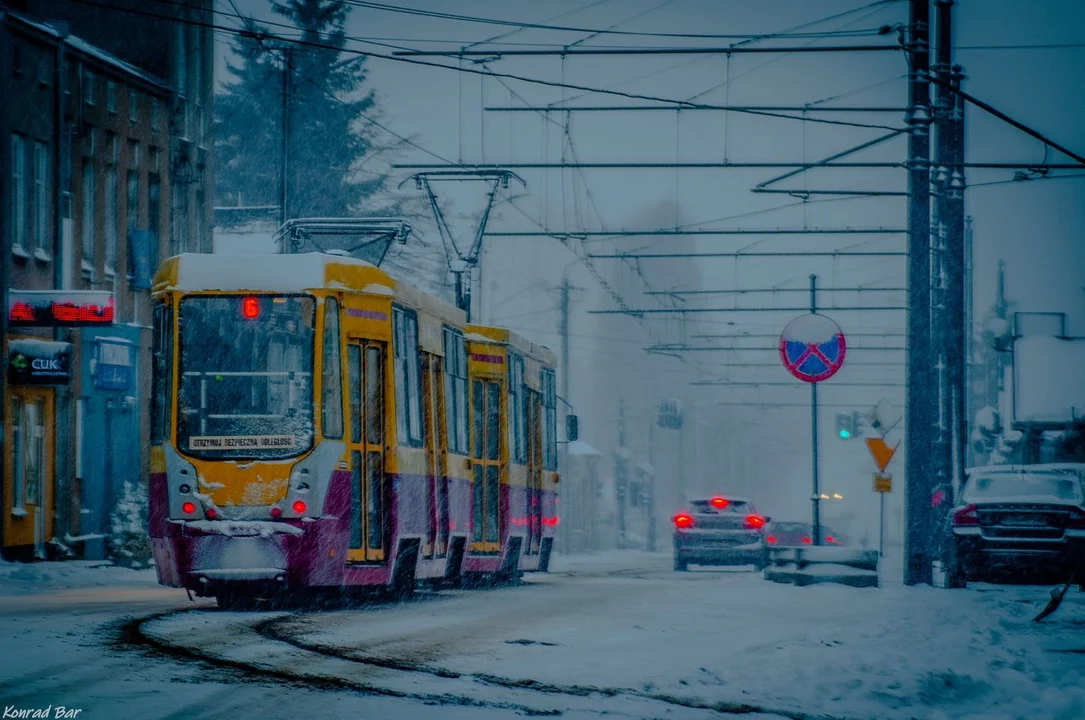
[764,546,879,588]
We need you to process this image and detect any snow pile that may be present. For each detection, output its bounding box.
[109,480,152,567]
[0,560,156,596]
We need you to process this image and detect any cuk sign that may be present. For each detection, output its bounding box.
[8,339,73,385]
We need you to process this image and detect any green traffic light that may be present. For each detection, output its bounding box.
[839,429,851,439]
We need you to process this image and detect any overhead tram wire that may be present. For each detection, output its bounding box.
[332,0,892,40]
[85,0,906,134]
[547,1,902,108]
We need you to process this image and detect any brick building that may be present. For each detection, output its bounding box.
[1,0,214,560]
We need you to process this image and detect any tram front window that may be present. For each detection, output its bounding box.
[178,295,316,460]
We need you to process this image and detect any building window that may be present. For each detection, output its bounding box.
[322,298,344,440]
[108,132,118,164]
[11,134,26,253]
[10,397,24,512]
[393,307,422,447]
[107,80,117,113]
[150,99,159,135]
[175,24,187,92]
[105,167,118,274]
[32,142,49,255]
[148,173,161,266]
[81,161,96,275]
[129,89,139,124]
[171,186,188,255]
[13,45,23,75]
[195,189,205,252]
[83,69,95,106]
[127,168,140,234]
[443,327,468,454]
[38,55,50,86]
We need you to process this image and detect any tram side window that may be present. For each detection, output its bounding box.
[151,301,173,443]
[508,355,526,464]
[393,307,422,447]
[542,369,557,471]
[442,326,468,454]
[321,298,343,439]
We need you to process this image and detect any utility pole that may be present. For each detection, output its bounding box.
[558,274,571,552]
[279,47,292,228]
[931,0,953,550]
[905,0,934,586]
[647,408,657,552]
[615,399,628,550]
[810,274,821,547]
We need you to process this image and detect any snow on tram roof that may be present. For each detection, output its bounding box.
[156,253,395,294]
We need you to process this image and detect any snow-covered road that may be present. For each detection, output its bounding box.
[2,552,1083,720]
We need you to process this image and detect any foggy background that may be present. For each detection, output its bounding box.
[215,0,1085,548]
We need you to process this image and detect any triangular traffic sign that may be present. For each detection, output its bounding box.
[865,437,899,472]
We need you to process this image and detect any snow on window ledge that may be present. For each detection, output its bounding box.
[104,265,116,278]
[10,507,28,518]
[12,244,30,260]
[81,259,96,282]
[33,247,52,263]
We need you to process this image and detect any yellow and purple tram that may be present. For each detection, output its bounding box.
[147,253,559,606]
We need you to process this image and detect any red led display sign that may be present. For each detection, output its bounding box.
[7,291,116,327]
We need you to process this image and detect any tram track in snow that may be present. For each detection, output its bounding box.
[122,568,850,720]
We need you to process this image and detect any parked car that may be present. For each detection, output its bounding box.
[672,496,769,571]
[949,465,1085,584]
[764,522,846,548]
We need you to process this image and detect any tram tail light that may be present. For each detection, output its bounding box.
[206,508,218,520]
[292,500,307,514]
[182,501,196,514]
[270,506,282,518]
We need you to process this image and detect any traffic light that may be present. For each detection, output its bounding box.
[835,412,860,439]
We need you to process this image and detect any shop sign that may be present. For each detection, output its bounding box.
[95,338,133,390]
[8,339,73,385]
[8,290,115,327]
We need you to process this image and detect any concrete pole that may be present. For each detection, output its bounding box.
[905,0,934,586]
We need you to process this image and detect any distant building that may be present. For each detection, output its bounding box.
[1,0,214,561]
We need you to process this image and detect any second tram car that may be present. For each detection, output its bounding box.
[147,253,559,606]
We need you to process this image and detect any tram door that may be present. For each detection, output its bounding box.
[470,379,502,553]
[421,354,449,558]
[346,341,386,563]
[525,390,544,555]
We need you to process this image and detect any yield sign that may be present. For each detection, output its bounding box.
[865,437,899,472]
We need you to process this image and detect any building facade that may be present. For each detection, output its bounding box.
[1,0,213,560]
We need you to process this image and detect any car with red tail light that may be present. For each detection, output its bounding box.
[763,522,846,548]
[672,496,769,571]
[949,465,1085,584]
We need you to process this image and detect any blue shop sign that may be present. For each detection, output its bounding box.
[95,338,133,390]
